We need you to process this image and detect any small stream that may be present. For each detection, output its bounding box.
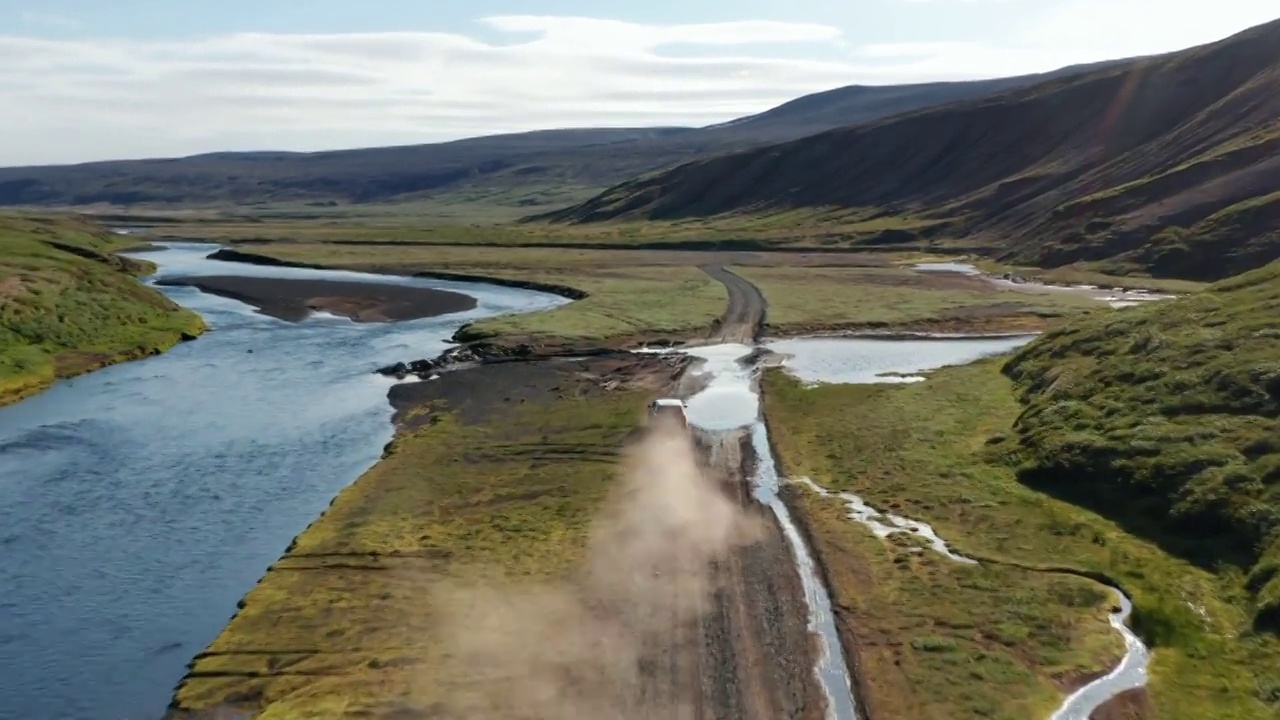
[913,261,1178,308]
[791,477,977,565]
[770,336,1152,720]
[1050,591,1150,720]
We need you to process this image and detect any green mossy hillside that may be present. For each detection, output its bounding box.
[0,214,205,405]
[1002,259,1280,632]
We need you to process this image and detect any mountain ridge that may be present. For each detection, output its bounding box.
[0,61,1128,209]
[543,18,1280,280]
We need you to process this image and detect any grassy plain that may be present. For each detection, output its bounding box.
[763,358,1280,719]
[0,214,204,406]
[734,265,1105,335]
[171,376,648,719]
[127,205,955,251]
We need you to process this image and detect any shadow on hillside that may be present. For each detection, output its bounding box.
[1014,468,1258,577]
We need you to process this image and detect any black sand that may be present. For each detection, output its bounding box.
[158,275,477,323]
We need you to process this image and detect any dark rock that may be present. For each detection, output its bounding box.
[376,361,410,377]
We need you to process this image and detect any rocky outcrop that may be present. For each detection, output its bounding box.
[375,341,618,381]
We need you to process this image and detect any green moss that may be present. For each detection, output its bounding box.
[0,214,205,405]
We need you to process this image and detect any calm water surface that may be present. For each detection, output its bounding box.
[0,244,565,720]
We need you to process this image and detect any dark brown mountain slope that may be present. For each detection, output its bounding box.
[543,19,1280,281]
[0,63,1115,209]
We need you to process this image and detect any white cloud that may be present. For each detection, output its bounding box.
[0,6,1276,165]
[0,18,879,165]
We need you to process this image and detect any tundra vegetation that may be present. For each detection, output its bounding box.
[0,214,204,406]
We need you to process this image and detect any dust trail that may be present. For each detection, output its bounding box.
[430,422,763,719]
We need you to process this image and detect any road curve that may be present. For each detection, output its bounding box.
[701,266,767,344]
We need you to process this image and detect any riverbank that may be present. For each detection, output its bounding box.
[157,275,478,323]
[0,215,205,407]
[762,356,1280,719]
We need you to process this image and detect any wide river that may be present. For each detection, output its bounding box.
[0,243,566,720]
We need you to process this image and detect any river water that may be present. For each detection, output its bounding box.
[0,244,565,720]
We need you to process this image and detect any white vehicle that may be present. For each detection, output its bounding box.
[647,398,689,429]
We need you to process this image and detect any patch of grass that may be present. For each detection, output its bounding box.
[763,359,1280,719]
[236,181,605,224]
[170,384,647,718]
[0,214,205,405]
[736,265,1106,335]
[468,267,726,341]
[122,204,956,253]
[228,242,1113,344]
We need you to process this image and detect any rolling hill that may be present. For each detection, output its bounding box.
[1003,257,1280,634]
[546,19,1280,281]
[0,62,1116,211]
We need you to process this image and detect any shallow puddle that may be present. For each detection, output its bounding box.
[767,335,1035,385]
[681,344,759,430]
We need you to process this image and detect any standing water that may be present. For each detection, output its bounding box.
[0,244,566,720]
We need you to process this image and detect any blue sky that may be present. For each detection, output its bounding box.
[2,0,1277,165]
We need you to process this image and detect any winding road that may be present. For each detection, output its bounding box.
[701,265,767,343]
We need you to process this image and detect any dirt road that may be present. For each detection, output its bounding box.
[623,268,825,720]
[701,265,767,344]
[697,430,828,720]
[619,428,826,720]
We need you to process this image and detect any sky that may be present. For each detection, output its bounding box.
[1,0,1277,166]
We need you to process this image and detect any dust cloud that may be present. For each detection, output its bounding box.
[430,422,762,719]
